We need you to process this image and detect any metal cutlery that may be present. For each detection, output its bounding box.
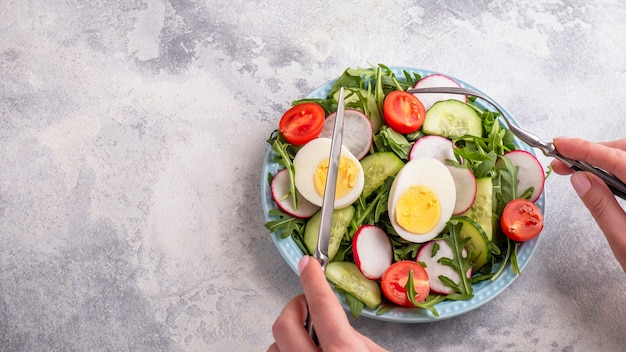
[409,86,626,200]
[305,87,346,344]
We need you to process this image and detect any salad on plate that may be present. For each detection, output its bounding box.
[261,64,547,322]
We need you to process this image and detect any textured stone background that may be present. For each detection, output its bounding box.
[2,1,625,351]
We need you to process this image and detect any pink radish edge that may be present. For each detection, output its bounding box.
[416,239,472,295]
[497,150,545,202]
[353,225,393,280]
[409,135,462,164]
[446,165,477,215]
[270,168,320,218]
[320,109,373,160]
[412,74,466,111]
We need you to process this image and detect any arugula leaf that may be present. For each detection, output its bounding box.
[333,243,351,263]
[267,132,298,209]
[494,155,522,214]
[450,100,517,180]
[390,235,422,262]
[349,177,393,238]
[490,237,521,280]
[372,126,412,160]
[378,215,423,262]
[438,221,474,296]
[332,286,366,319]
[375,304,395,316]
[344,292,366,319]
[264,208,306,241]
[291,97,336,116]
[405,270,446,317]
[401,69,422,88]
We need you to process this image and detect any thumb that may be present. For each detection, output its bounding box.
[571,172,626,269]
[571,172,618,223]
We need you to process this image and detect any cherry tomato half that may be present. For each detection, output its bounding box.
[381,261,430,307]
[500,198,544,242]
[383,90,426,134]
[278,102,325,145]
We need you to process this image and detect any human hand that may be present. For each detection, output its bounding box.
[268,256,388,352]
[550,137,626,272]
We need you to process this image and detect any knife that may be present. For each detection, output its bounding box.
[305,86,346,344]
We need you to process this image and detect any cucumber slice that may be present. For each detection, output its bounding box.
[360,152,404,198]
[423,100,482,138]
[325,261,382,309]
[453,216,491,270]
[460,177,493,240]
[304,206,355,260]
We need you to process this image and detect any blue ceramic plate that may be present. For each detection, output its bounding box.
[261,67,544,323]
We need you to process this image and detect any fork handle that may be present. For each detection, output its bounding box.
[554,154,626,200]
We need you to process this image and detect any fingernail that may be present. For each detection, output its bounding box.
[571,172,591,197]
[298,255,310,274]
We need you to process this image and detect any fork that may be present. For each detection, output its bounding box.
[408,86,626,200]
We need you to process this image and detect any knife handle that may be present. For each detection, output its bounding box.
[305,257,326,346]
[305,309,319,345]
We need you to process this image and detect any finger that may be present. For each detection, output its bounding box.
[550,159,574,175]
[271,294,319,352]
[550,137,626,175]
[359,334,389,351]
[553,137,626,181]
[599,139,626,151]
[298,256,353,344]
[554,137,626,152]
[267,343,279,352]
[571,172,626,271]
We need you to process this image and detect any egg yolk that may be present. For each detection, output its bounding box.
[314,157,359,199]
[395,185,441,234]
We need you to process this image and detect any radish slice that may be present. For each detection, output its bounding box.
[409,135,461,164]
[416,239,472,295]
[320,109,373,160]
[353,225,393,280]
[271,168,320,218]
[447,165,477,215]
[497,150,545,202]
[412,74,466,111]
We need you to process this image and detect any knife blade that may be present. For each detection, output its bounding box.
[306,86,345,344]
[313,86,346,270]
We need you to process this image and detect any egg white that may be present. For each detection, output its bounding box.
[388,157,456,243]
[294,138,365,209]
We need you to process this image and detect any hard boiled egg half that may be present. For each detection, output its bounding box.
[388,158,456,243]
[294,138,365,209]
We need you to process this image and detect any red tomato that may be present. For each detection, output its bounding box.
[383,90,426,134]
[500,198,544,242]
[278,103,325,145]
[381,261,430,307]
